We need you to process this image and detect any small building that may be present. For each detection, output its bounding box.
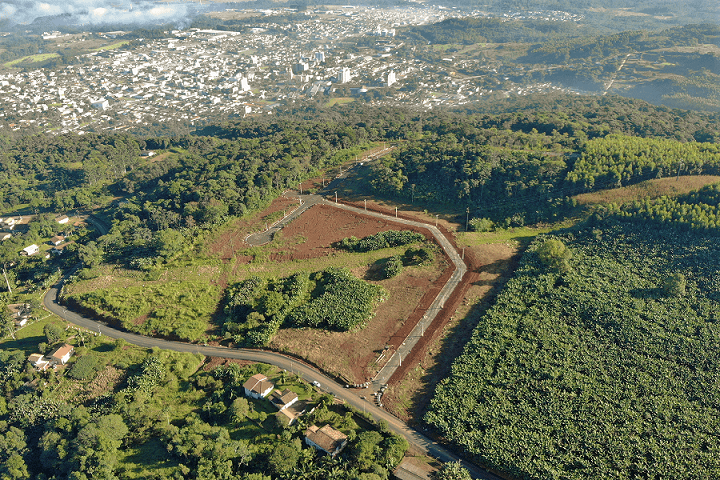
[49,235,65,246]
[55,215,70,224]
[269,389,299,412]
[28,353,50,371]
[140,150,156,157]
[304,424,348,457]
[49,344,74,365]
[243,373,274,399]
[393,458,435,480]
[0,232,11,241]
[21,244,39,256]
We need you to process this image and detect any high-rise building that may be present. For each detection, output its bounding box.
[315,51,325,63]
[387,70,396,87]
[339,67,352,84]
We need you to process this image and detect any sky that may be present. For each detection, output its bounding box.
[0,0,201,27]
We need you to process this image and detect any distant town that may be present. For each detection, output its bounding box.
[0,5,588,134]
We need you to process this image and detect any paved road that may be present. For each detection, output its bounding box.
[43,281,501,480]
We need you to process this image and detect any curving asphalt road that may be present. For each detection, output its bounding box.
[43,282,500,480]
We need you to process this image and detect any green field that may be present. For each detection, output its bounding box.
[94,40,131,51]
[4,52,60,67]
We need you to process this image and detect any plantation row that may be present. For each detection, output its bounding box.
[603,182,720,231]
[335,230,426,252]
[223,268,387,347]
[426,223,720,479]
[566,134,720,189]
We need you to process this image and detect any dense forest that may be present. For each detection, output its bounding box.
[366,96,720,225]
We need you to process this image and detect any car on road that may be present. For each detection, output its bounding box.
[312,381,321,388]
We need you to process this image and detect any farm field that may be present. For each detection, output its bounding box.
[380,174,720,422]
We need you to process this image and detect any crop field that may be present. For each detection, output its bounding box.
[426,219,720,479]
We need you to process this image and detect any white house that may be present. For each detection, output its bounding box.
[49,344,74,365]
[21,244,39,256]
[243,373,274,399]
[269,389,299,411]
[28,353,50,371]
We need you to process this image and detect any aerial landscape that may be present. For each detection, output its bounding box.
[0,0,719,479]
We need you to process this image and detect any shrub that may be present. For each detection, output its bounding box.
[336,230,425,252]
[383,256,403,278]
[404,246,434,265]
[69,355,100,381]
[662,273,686,297]
[535,238,572,273]
[469,217,494,232]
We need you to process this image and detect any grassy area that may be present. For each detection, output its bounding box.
[66,279,221,342]
[574,175,720,207]
[0,316,64,356]
[458,221,573,247]
[324,97,355,107]
[94,40,131,51]
[4,52,60,67]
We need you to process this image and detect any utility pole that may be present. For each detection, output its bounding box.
[2,264,11,294]
[435,214,438,227]
[364,199,367,211]
[466,207,470,232]
[335,191,338,203]
[395,207,398,218]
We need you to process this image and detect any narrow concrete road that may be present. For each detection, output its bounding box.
[320,197,467,387]
[246,195,324,246]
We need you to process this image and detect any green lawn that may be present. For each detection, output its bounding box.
[458,220,574,246]
[324,97,355,107]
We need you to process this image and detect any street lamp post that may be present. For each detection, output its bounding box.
[466,207,470,231]
[435,214,438,227]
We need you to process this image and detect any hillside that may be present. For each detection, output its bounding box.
[1,99,720,480]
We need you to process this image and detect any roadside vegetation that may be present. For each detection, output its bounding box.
[0,318,407,479]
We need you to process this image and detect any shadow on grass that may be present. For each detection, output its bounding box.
[1,334,45,355]
[93,343,115,353]
[364,257,390,281]
[119,438,181,477]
